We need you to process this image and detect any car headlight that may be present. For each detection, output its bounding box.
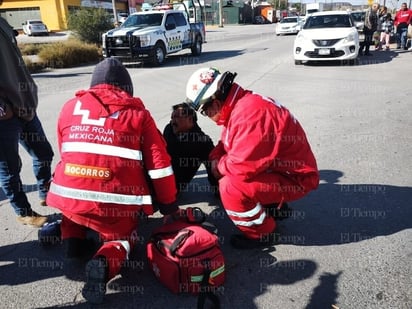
[295,32,308,43]
[139,34,151,47]
[343,33,356,43]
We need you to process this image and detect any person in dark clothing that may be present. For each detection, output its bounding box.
[359,3,380,56]
[0,14,54,228]
[163,103,218,194]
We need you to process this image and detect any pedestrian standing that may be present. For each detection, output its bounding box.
[0,14,54,228]
[394,2,412,50]
[360,2,380,56]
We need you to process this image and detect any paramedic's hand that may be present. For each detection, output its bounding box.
[163,208,185,225]
[211,160,222,180]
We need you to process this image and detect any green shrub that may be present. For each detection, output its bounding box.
[67,8,113,44]
[23,56,47,73]
[19,43,43,56]
[37,39,101,68]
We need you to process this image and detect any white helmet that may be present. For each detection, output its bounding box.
[185,67,237,111]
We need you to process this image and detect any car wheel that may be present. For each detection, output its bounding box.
[295,60,303,65]
[191,36,202,56]
[152,42,166,66]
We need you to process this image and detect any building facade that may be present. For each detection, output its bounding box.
[0,0,142,31]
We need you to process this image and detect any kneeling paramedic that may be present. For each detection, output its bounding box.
[185,67,319,250]
[46,58,179,303]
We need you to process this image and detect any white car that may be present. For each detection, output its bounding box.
[275,17,303,36]
[22,19,48,36]
[293,11,359,65]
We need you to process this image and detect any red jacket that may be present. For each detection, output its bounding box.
[209,84,319,190]
[394,9,412,27]
[47,84,176,217]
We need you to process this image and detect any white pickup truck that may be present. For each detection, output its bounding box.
[102,4,206,65]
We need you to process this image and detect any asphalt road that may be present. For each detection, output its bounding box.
[1,25,412,309]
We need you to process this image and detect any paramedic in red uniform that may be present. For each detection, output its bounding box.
[185,67,319,249]
[46,58,178,304]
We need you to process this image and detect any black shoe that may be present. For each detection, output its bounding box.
[64,238,97,261]
[230,233,277,250]
[63,238,97,280]
[82,257,108,304]
[38,220,62,246]
[265,202,292,221]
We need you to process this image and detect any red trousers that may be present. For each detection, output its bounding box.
[61,211,139,280]
[219,172,318,240]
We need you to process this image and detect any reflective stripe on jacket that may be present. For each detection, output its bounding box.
[46,85,176,216]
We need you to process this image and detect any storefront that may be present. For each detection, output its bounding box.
[0,0,141,31]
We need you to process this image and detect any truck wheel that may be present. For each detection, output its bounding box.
[191,36,202,56]
[152,42,166,66]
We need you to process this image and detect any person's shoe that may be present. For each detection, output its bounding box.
[64,237,97,261]
[40,199,47,206]
[38,220,62,246]
[82,257,108,304]
[265,202,292,221]
[16,211,47,228]
[230,233,277,250]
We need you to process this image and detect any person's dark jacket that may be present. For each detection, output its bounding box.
[163,122,218,192]
[0,17,38,121]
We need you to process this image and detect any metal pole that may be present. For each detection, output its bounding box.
[219,0,223,27]
[112,0,119,27]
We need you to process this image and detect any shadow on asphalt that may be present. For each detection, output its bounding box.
[279,169,412,246]
[306,271,342,309]
[0,207,318,308]
[122,50,245,69]
[302,50,405,67]
[1,170,409,307]
[32,72,93,78]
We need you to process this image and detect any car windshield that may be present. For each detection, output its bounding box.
[303,14,353,29]
[30,21,43,24]
[281,18,298,23]
[121,13,163,28]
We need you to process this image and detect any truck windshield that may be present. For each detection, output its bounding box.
[121,13,164,28]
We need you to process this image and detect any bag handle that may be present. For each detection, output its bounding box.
[169,230,192,256]
[197,259,220,309]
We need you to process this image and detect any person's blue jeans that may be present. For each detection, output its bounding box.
[0,115,53,216]
[396,26,408,48]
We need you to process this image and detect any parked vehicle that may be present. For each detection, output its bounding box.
[306,3,324,15]
[293,11,359,65]
[275,17,304,35]
[102,0,206,65]
[254,15,270,24]
[22,20,48,36]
